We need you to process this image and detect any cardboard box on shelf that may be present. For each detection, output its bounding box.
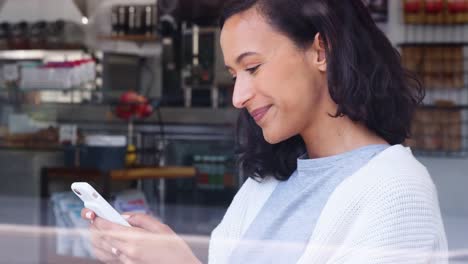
[423,46,464,89]
[401,46,424,73]
[424,0,446,24]
[437,100,462,151]
[409,100,462,152]
[403,0,468,24]
[401,45,464,90]
[410,107,442,150]
[447,0,468,23]
[404,0,425,24]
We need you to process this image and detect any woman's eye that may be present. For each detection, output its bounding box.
[246,65,261,75]
[231,76,237,82]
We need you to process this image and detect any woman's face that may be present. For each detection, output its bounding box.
[221,8,330,144]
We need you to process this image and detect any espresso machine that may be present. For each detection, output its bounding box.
[179,19,235,108]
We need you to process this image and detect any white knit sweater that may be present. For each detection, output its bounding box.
[209,145,448,263]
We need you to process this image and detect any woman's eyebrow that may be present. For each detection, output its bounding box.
[225,51,260,70]
[235,51,259,64]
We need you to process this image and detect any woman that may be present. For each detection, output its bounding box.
[81,0,448,263]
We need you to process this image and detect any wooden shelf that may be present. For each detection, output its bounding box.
[42,166,196,181]
[99,35,158,42]
[111,166,196,180]
[40,166,197,199]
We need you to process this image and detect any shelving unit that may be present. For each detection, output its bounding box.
[94,34,162,57]
[98,35,158,42]
[399,0,468,157]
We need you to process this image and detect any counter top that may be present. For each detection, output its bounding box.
[0,195,224,263]
[0,144,62,152]
[20,104,240,126]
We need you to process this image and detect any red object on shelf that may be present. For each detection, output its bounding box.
[198,173,209,185]
[115,91,153,120]
[405,0,423,13]
[448,0,468,12]
[137,103,153,118]
[425,0,444,13]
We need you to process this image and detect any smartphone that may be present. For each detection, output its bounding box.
[71,182,131,227]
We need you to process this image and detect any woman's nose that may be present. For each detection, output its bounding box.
[232,78,254,109]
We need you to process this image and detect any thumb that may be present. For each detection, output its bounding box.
[81,208,96,221]
[123,213,174,234]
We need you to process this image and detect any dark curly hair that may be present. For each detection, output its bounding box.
[221,0,424,181]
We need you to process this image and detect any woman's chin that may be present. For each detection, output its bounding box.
[262,130,284,145]
[262,123,298,144]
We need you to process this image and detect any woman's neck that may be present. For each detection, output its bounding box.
[301,114,388,159]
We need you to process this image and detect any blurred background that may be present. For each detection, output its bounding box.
[0,0,466,263]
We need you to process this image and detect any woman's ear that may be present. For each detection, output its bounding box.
[312,33,327,72]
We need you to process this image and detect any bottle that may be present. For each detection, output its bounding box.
[205,156,215,190]
[118,6,127,36]
[128,6,136,35]
[111,6,119,36]
[144,4,157,36]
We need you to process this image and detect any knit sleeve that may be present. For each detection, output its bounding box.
[329,174,448,264]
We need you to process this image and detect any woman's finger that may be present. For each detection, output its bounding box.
[90,231,110,253]
[91,237,121,263]
[92,245,121,264]
[125,214,173,234]
[91,238,119,263]
[81,208,96,221]
[106,238,136,259]
[90,225,120,262]
[107,232,176,260]
[118,251,137,264]
[93,216,131,232]
[101,227,144,247]
[92,216,144,245]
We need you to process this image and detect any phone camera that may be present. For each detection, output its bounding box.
[73,189,82,196]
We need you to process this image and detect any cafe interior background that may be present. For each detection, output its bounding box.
[0,0,467,263]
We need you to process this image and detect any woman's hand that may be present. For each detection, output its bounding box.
[81,208,201,264]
